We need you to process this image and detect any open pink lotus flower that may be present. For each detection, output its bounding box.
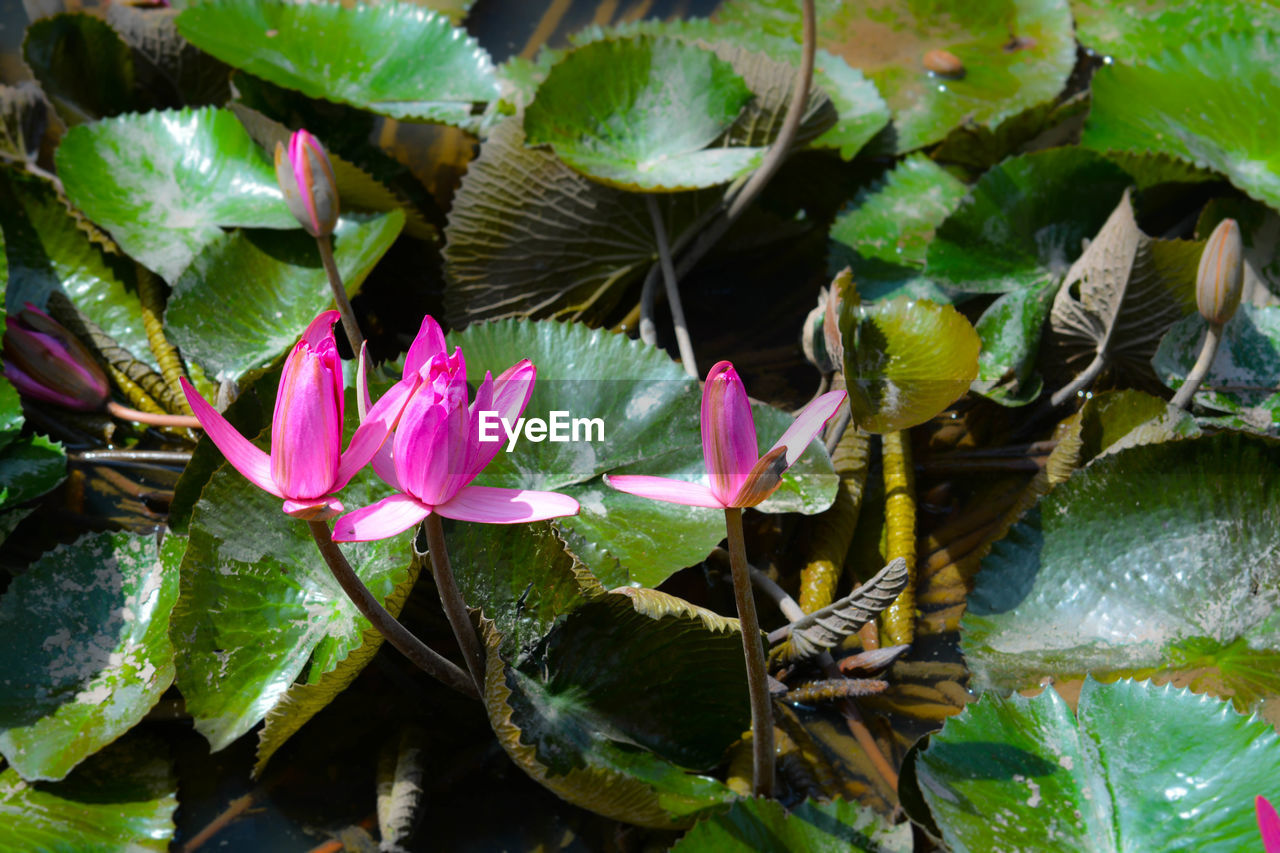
[605,360,847,508]
[1261,796,1280,853]
[332,316,579,541]
[181,311,393,520]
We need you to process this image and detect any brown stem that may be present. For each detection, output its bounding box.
[105,400,202,429]
[316,234,363,355]
[1171,322,1222,410]
[724,507,776,798]
[645,194,698,377]
[420,514,486,696]
[307,521,478,699]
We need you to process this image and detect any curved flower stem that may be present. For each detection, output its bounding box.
[105,400,203,430]
[645,195,698,377]
[421,514,486,696]
[1171,322,1222,410]
[315,234,364,356]
[724,507,776,798]
[307,521,478,700]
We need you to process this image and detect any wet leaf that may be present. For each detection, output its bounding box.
[918,679,1280,852]
[105,5,232,108]
[0,532,180,781]
[56,107,296,282]
[932,92,1089,171]
[1154,304,1280,421]
[1082,33,1280,210]
[839,294,981,433]
[0,433,66,514]
[972,278,1057,406]
[964,433,1280,710]
[23,14,135,126]
[0,375,22,452]
[926,148,1133,295]
[717,0,1077,152]
[177,0,498,126]
[453,319,837,587]
[1071,0,1280,64]
[524,37,758,191]
[670,796,910,852]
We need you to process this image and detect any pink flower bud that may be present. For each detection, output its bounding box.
[274,129,339,238]
[2,303,109,411]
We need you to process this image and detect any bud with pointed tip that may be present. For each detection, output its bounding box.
[1196,218,1244,327]
[2,303,109,410]
[274,129,339,238]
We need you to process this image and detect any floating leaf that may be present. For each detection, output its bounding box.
[717,0,1077,152]
[524,37,757,191]
[917,679,1280,852]
[56,107,297,282]
[972,278,1057,406]
[1073,389,1199,460]
[177,0,497,126]
[171,392,414,751]
[483,590,743,829]
[0,532,179,781]
[670,796,910,853]
[23,14,136,126]
[453,319,837,588]
[1154,304,1280,420]
[926,148,1132,295]
[1071,0,1280,64]
[828,154,969,303]
[964,433,1280,709]
[0,734,177,852]
[0,375,22,451]
[0,433,66,514]
[932,92,1089,171]
[1047,190,1201,395]
[839,294,981,433]
[165,211,403,384]
[1082,33,1280,210]
[772,559,908,665]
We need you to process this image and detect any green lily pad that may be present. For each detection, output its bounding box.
[1082,33,1280,211]
[165,211,403,384]
[484,590,742,829]
[926,148,1133,294]
[717,0,1077,152]
[0,433,66,514]
[0,531,180,781]
[1154,304,1280,420]
[23,14,135,126]
[104,5,232,109]
[56,107,297,282]
[917,678,1280,852]
[670,796,910,853]
[972,279,1056,406]
[452,319,838,588]
[1074,389,1200,460]
[964,433,1280,710]
[932,92,1089,171]
[171,391,415,751]
[0,376,21,451]
[839,294,981,433]
[829,154,970,303]
[1071,0,1280,64]
[0,171,158,372]
[0,734,177,852]
[177,0,497,126]
[524,37,757,191]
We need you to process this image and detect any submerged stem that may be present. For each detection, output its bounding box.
[105,400,202,430]
[724,507,776,798]
[421,514,486,696]
[316,234,364,355]
[646,195,698,377]
[1171,323,1222,410]
[307,521,478,700]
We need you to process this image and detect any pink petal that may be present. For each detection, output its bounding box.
[404,315,447,378]
[393,388,448,500]
[3,362,97,410]
[729,444,789,508]
[603,474,724,508]
[465,371,496,479]
[181,378,283,498]
[334,416,391,491]
[767,389,847,470]
[283,496,343,520]
[701,361,758,505]
[271,338,343,499]
[356,343,371,421]
[372,442,400,491]
[300,310,341,349]
[1260,796,1280,853]
[331,494,432,542]
[492,359,536,424]
[434,485,579,524]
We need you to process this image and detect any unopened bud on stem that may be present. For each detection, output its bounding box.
[1196,218,1244,327]
[275,129,339,238]
[2,303,109,410]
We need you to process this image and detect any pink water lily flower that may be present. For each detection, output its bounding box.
[606,360,846,508]
[332,316,579,541]
[1260,796,1280,853]
[181,311,392,520]
[274,128,339,238]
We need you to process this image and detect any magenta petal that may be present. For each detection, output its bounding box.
[404,315,447,378]
[271,338,342,499]
[371,442,400,491]
[331,494,432,542]
[283,496,343,520]
[767,389,847,470]
[435,485,580,524]
[492,359,536,423]
[603,474,724,508]
[465,371,496,479]
[3,362,96,410]
[181,378,283,498]
[1260,797,1280,853]
[334,417,391,491]
[300,310,341,349]
[701,361,758,505]
[356,343,371,421]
